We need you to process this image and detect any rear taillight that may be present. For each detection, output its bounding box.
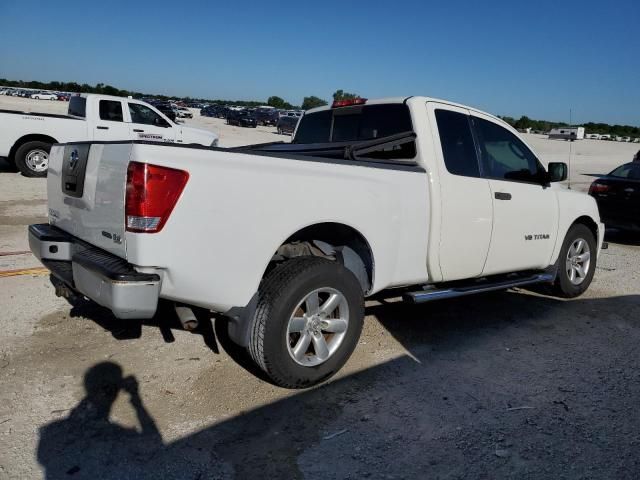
[125,162,189,233]
[588,182,610,195]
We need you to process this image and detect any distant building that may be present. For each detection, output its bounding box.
[548,126,585,141]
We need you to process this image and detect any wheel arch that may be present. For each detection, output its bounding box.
[571,215,599,243]
[269,222,375,294]
[224,222,375,348]
[9,134,58,162]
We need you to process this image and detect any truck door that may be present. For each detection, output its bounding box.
[126,102,176,143]
[471,113,559,275]
[93,99,130,140]
[427,102,493,281]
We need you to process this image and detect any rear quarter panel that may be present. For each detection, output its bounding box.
[125,144,430,311]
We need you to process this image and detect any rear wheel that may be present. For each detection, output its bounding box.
[552,224,596,298]
[14,141,51,177]
[248,257,364,388]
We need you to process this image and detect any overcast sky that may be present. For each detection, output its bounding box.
[1,0,638,125]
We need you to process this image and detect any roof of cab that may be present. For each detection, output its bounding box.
[304,95,510,129]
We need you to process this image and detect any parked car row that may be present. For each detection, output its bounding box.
[199,104,302,134]
[0,88,71,101]
[143,100,197,122]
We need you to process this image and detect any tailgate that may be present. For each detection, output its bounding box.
[47,143,132,259]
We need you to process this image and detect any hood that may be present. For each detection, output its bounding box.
[180,125,219,146]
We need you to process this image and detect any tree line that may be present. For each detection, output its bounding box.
[6,78,633,135]
[499,115,640,138]
[0,79,359,112]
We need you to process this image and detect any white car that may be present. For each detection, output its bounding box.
[175,107,193,119]
[30,96,604,388]
[0,94,218,177]
[31,92,58,100]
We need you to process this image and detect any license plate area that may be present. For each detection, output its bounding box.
[61,144,90,198]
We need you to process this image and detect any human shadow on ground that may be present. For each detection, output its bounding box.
[38,293,640,479]
[37,362,163,479]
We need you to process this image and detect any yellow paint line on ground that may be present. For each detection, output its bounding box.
[0,267,49,278]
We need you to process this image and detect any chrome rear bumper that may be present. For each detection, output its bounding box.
[29,224,161,319]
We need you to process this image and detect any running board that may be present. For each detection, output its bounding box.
[403,272,555,304]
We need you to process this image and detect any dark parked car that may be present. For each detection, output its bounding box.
[227,110,257,128]
[200,106,216,117]
[276,115,299,135]
[153,102,177,122]
[589,162,640,232]
[254,108,279,126]
[201,105,226,117]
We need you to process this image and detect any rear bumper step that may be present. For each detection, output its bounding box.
[29,224,161,319]
[403,272,555,304]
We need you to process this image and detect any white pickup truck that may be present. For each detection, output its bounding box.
[0,94,218,177]
[29,96,604,388]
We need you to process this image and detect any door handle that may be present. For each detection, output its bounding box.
[133,129,144,132]
[495,192,512,200]
[97,126,109,130]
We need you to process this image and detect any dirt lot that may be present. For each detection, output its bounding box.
[1,96,639,479]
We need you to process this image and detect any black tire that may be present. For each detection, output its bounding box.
[14,141,51,177]
[552,224,597,298]
[248,257,364,389]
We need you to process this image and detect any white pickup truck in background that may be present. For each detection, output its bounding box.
[0,94,218,177]
[29,96,604,388]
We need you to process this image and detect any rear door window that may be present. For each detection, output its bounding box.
[68,96,86,118]
[435,109,480,177]
[99,100,123,122]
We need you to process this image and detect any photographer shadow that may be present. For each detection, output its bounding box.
[37,362,163,480]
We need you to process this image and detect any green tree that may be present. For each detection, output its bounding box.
[332,89,359,101]
[301,96,328,110]
[514,115,532,130]
[102,85,123,96]
[267,96,288,109]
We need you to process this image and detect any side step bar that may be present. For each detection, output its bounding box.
[403,272,555,304]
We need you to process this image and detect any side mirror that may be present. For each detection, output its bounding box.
[547,162,568,182]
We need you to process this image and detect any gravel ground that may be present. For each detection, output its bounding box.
[0,96,639,479]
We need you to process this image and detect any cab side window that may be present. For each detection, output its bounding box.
[473,117,543,183]
[99,100,123,122]
[128,103,169,127]
[435,109,480,177]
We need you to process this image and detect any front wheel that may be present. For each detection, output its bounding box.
[552,224,597,298]
[248,257,364,388]
[14,141,51,177]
